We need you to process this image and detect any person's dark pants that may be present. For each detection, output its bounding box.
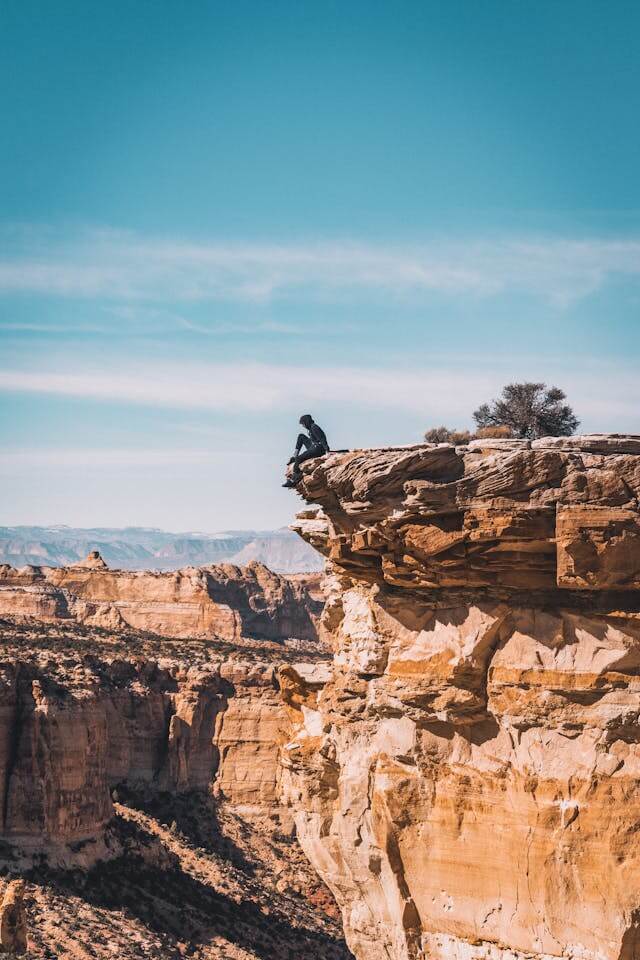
[293,435,325,473]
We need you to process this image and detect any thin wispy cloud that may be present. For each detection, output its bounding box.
[0,448,249,471]
[1,226,639,306]
[1,360,638,427]
[0,363,499,416]
[0,321,108,334]
[179,317,305,336]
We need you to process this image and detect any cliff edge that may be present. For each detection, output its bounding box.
[283,434,640,960]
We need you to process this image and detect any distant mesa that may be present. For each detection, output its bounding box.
[0,556,322,645]
[0,526,323,573]
[77,550,108,569]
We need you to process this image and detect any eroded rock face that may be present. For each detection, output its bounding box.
[0,628,330,868]
[0,555,320,643]
[0,879,27,954]
[283,435,640,960]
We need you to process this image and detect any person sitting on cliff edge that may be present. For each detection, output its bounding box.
[282,414,330,488]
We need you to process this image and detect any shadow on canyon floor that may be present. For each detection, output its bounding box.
[17,795,352,960]
[116,785,260,877]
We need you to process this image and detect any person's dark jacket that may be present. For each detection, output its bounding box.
[308,422,329,453]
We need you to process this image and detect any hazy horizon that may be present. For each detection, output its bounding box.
[2,1,639,529]
[0,521,297,535]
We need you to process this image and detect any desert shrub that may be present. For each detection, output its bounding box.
[424,426,472,445]
[425,426,453,443]
[474,424,513,439]
[473,382,579,439]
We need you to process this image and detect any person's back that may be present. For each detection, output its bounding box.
[282,414,329,487]
[308,419,329,453]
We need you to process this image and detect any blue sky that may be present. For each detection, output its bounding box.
[1,0,639,530]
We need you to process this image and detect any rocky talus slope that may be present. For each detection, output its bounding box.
[0,553,320,643]
[283,434,640,960]
[0,621,348,959]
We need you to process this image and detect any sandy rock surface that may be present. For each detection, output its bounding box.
[283,435,640,960]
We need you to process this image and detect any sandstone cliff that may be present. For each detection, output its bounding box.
[0,621,348,959]
[0,624,331,866]
[283,434,640,960]
[0,555,320,643]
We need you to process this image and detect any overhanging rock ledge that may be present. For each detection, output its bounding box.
[282,434,640,960]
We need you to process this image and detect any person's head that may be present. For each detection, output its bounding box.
[299,414,314,429]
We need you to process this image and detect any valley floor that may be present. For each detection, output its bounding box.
[16,791,350,960]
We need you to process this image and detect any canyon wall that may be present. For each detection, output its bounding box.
[0,634,326,867]
[0,554,320,643]
[0,553,325,870]
[283,435,640,960]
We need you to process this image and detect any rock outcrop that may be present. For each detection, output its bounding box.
[0,880,27,954]
[283,435,640,960]
[0,623,331,868]
[0,555,320,643]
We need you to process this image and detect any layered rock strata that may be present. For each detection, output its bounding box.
[283,435,640,960]
[0,555,320,643]
[0,624,328,867]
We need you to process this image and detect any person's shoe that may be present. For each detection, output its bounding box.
[287,456,296,465]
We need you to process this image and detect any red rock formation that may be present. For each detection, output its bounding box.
[0,556,320,643]
[283,435,640,960]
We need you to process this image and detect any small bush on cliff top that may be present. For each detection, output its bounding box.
[473,382,579,440]
[474,424,513,439]
[424,425,513,445]
[425,382,578,444]
[424,426,473,445]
